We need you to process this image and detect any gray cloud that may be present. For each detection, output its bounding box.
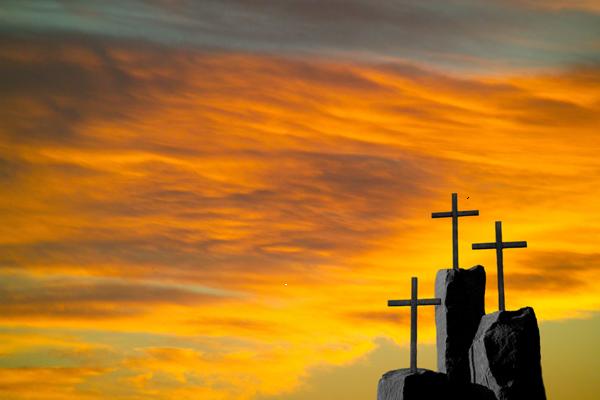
[2,0,599,71]
[0,35,188,145]
[0,274,229,319]
[346,310,409,325]
[508,250,600,292]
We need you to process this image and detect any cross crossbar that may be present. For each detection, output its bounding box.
[472,221,527,311]
[472,241,527,250]
[387,277,441,372]
[432,210,479,218]
[388,298,441,307]
[431,193,479,269]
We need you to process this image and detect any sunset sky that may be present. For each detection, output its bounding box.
[1,1,600,399]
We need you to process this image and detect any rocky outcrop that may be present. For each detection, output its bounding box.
[469,307,546,400]
[377,369,450,400]
[435,265,486,382]
[377,368,495,400]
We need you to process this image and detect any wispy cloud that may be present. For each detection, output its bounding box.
[0,31,599,399]
[2,1,599,72]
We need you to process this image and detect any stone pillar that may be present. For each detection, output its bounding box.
[435,265,486,382]
[469,307,546,400]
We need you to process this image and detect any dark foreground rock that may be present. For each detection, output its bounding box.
[378,368,495,400]
[469,307,546,400]
[435,265,486,382]
[378,369,447,400]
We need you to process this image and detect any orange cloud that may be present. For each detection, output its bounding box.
[0,36,599,399]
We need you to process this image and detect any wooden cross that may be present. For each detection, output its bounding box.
[432,193,479,269]
[388,277,441,372]
[472,221,527,312]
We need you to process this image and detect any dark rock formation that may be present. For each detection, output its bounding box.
[456,382,497,400]
[377,369,449,400]
[469,307,546,400]
[435,265,486,382]
[377,368,495,400]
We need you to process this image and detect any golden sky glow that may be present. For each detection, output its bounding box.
[1,2,600,399]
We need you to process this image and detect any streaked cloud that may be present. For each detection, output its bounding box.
[509,251,600,292]
[2,1,599,72]
[0,273,230,320]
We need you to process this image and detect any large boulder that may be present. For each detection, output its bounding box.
[469,307,546,400]
[435,265,486,382]
[377,368,495,400]
[377,369,449,400]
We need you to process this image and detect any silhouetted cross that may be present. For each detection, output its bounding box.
[432,193,479,269]
[472,221,527,312]
[388,277,441,372]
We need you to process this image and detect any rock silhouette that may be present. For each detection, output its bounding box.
[378,368,496,400]
[379,194,545,400]
[378,266,546,400]
[469,307,546,400]
[378,369,448,400]
[435,265,486,382]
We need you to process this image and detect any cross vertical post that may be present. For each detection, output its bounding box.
[388,277,441,372]
[495,221,505,311]
[432,193,479,269]
[472,221,527,311]
[410,277,417,372]
[452,193,459,270]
